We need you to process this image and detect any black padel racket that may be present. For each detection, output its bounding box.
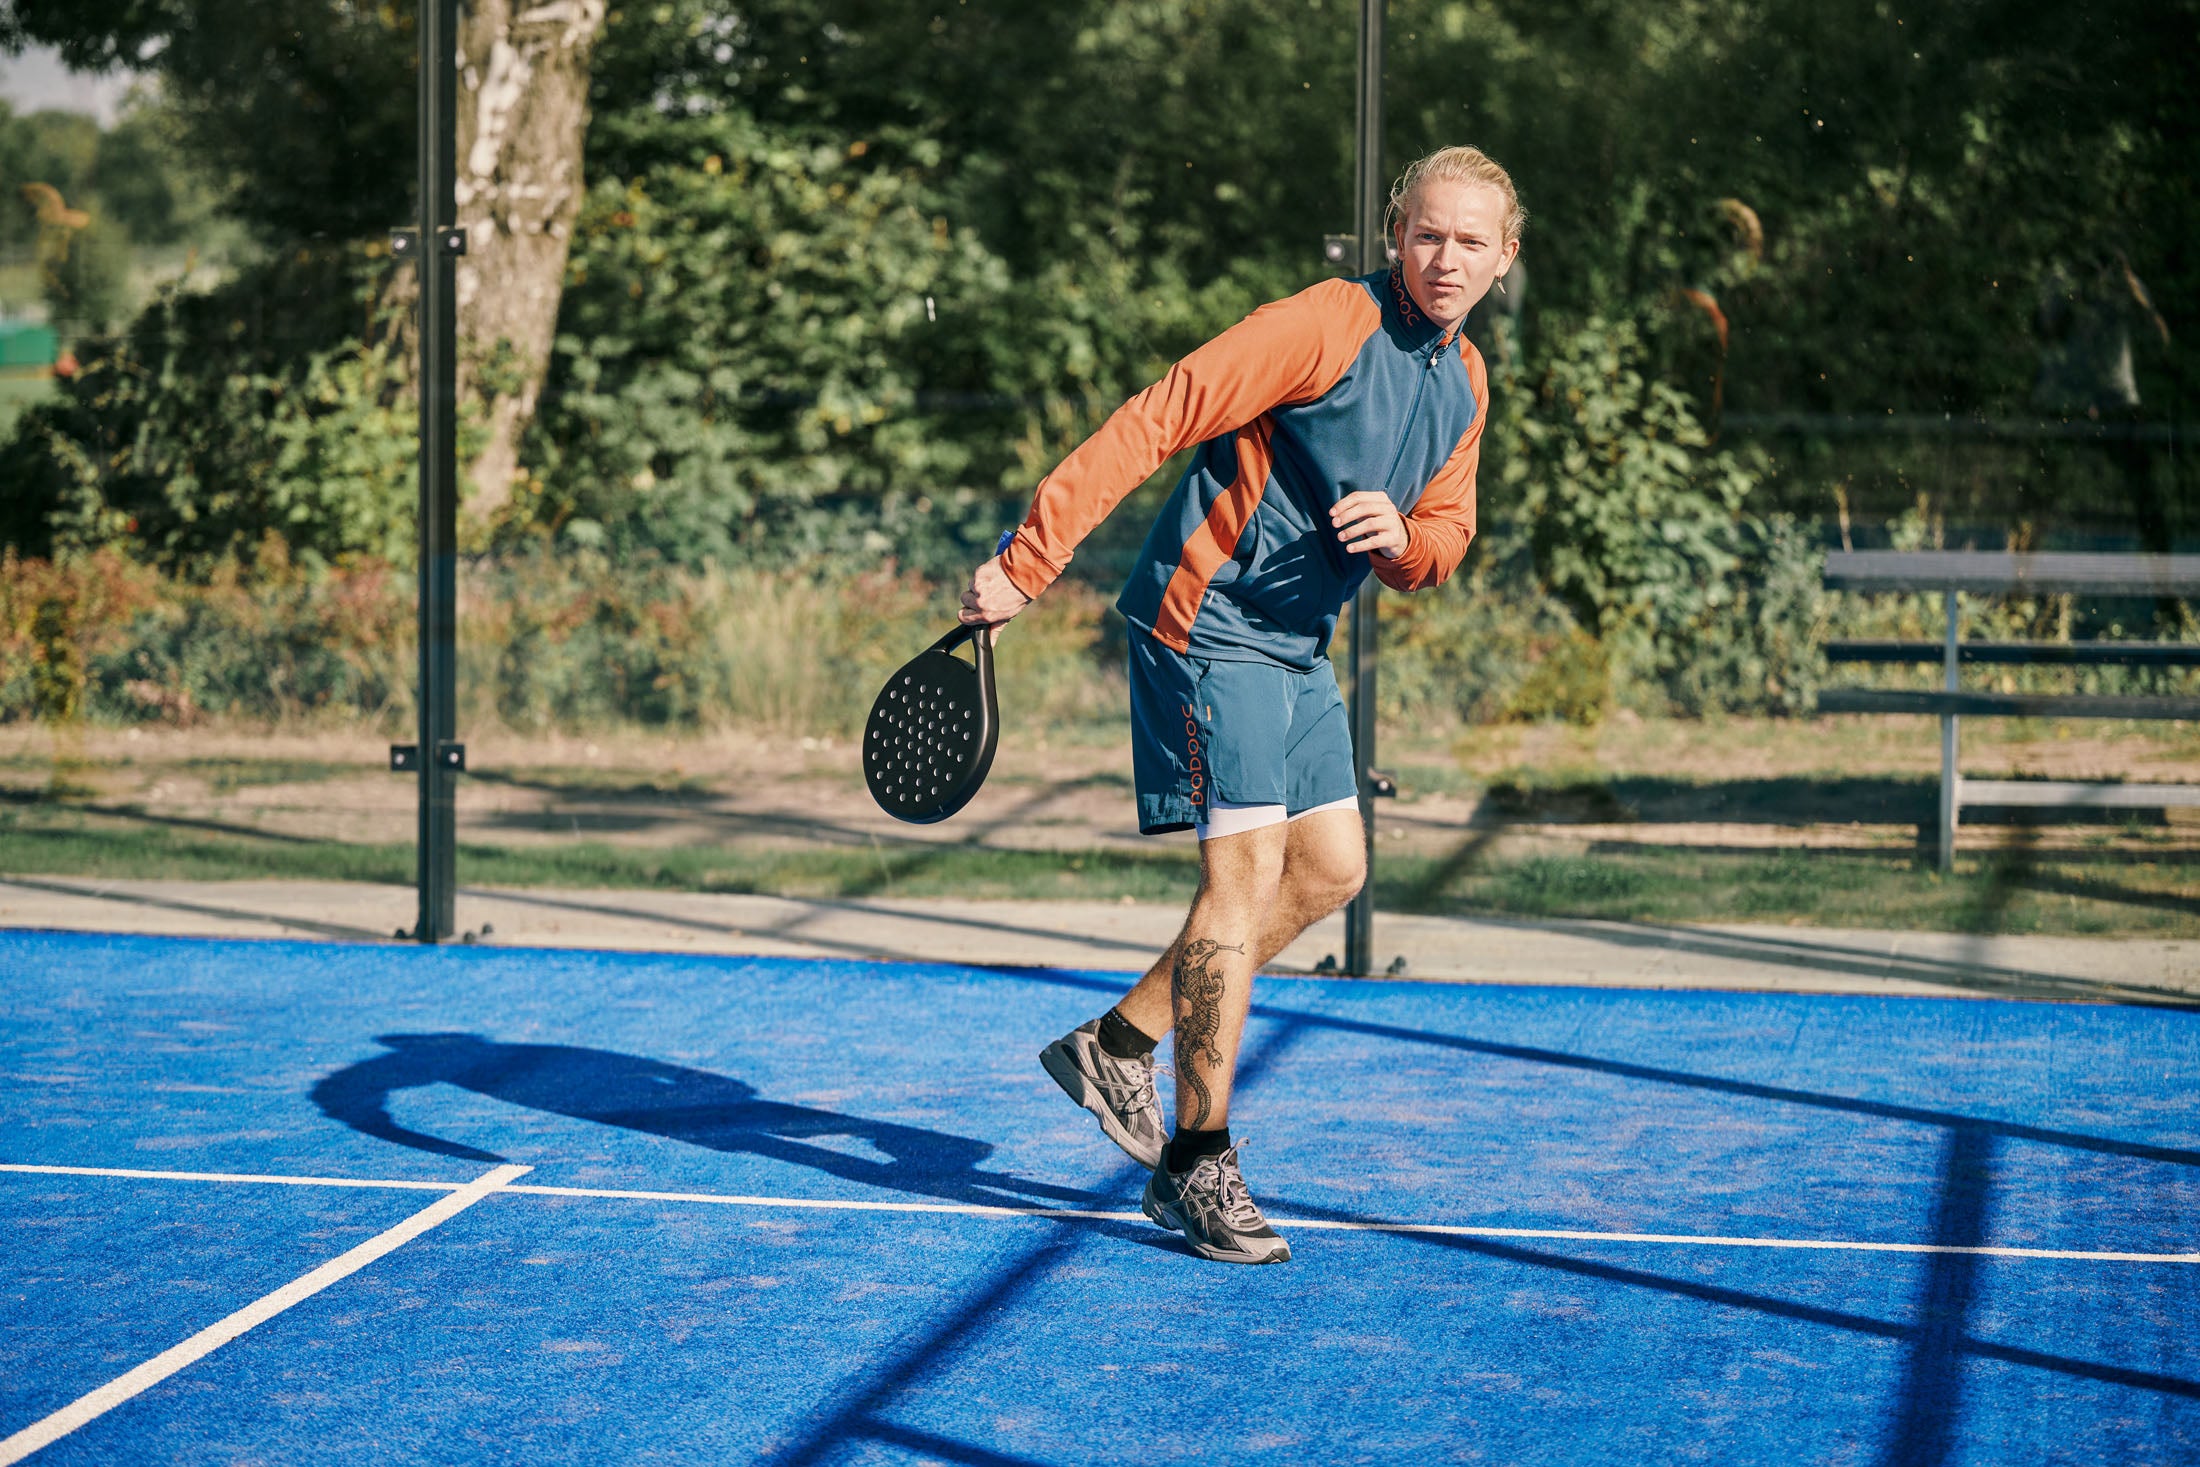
[864,623,1000,823]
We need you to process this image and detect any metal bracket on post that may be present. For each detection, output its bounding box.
[390,744,421,772]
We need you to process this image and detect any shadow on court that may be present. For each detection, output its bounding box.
[310,1033,1095,1209]
[746,985,2200,1467]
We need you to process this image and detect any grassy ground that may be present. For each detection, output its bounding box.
[6,792,2194,938]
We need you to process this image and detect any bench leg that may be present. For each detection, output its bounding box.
[1939,589,1960,874]
[1939,712,1959,874]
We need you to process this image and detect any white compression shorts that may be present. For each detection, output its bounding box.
[1194,794,1361,842]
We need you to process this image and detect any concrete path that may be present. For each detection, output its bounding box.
[2,874,2192,1007]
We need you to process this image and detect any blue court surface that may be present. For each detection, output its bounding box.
[2,929,2197,1465]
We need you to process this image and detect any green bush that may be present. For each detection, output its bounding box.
[41,214,132,333]
[1662,514,1829,717]
[1500,316,1765,652]
[0,251,415,569]
[1370,536,1604,725]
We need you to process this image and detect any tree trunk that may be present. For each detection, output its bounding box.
[449,0,606,519]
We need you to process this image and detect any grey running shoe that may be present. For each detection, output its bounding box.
[1142,1145,1292,1265]
[1039,1019,1166,1169]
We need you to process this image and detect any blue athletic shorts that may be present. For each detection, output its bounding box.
[1126,633,1359,835]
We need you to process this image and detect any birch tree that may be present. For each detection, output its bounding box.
[449,0,606,515]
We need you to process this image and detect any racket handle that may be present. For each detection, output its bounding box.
[928,622,992,658]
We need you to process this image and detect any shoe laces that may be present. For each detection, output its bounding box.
[1110,1051,1164,1116]
[1205,1144,1266,1230]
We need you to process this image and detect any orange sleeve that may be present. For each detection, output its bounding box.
[998,277,1381,600]
[1371,341,1485,593]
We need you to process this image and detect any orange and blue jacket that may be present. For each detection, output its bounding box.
[998,266,1487,672]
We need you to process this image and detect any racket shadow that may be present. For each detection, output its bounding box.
[310,1032,1099,1208]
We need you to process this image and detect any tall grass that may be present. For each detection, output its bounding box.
[1,544,1124,736]
[4,534,2190,737]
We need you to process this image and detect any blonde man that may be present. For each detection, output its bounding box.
[962,147,1523,1264]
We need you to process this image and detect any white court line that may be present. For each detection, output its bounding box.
[508,1184,2200,1264]
[0,1164,529,1467]
[0,1162,459,1193]
[7,1160,2199,1267]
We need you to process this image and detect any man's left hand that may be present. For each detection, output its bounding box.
[1330,491,1407,560]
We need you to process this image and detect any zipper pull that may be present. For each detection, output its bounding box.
[1428,338,1446,369]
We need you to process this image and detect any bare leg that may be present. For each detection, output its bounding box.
[1109,809,1367,1130]
[1113,808,1368,1037]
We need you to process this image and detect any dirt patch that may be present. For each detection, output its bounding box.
[5,717,2195,865]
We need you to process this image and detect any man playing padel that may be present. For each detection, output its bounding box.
[959,147,1522,1265]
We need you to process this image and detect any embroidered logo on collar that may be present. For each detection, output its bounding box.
[1388,264,1424,329]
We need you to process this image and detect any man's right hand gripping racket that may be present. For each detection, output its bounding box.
[864,622,1000,823]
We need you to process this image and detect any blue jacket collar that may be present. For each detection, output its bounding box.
[1378,264,1463,353]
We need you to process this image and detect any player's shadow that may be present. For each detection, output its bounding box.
[311,1032,1095,1209]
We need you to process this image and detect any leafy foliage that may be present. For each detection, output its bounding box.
[0,250,415,568]
[0,103,99,254]
[4,0,2194,725]
[6,0,411,242]
[1503,318,1761,642]
[524,117,1013,570]
[37,209,131,331]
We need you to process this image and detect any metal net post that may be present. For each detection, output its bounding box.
[414,0,461,942]
[1343,0,1385,977]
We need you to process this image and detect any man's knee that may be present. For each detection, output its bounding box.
[1196,824,1288,905]
[1282,809,1367,914]
[1285,840,1366,914]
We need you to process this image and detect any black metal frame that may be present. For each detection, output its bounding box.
[1343,0,1384,977]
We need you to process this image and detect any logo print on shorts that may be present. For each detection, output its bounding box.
[1181,702,1205,808]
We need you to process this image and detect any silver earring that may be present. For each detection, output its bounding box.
[1497,276,1509,295]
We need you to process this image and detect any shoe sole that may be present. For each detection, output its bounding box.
[1039,1041,1164,1170]
[1140,1189,1292,1265]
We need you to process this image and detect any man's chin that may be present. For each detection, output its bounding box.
[1419,286,1471,324]
[1426,301,1471,332]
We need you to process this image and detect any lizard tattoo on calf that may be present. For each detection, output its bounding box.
[1172,936,1244,1131]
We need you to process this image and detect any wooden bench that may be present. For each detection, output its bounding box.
[1816,550,2200,869]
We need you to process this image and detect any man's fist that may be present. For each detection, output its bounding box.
[959,555,1033,632]
[1329,490,1408,559]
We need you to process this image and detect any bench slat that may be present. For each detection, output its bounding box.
[1824,639,2200,667]
[1817,689,2200,719]
[1960,779,2200,809]
[1823,550,2200,595]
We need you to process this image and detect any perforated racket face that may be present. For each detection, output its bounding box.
[864,630,999,824]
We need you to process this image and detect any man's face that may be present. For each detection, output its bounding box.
[1395,179,1519,331]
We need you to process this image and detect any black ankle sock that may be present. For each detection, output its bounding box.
[1095,1006,1157,1060]
[1166,1125,1231,1172]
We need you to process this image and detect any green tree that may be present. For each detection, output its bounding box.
[4,2,410,243]
[91,100,224,248]
[0,104,101,254]
[40,208,129,330]
[0,249,415,567]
